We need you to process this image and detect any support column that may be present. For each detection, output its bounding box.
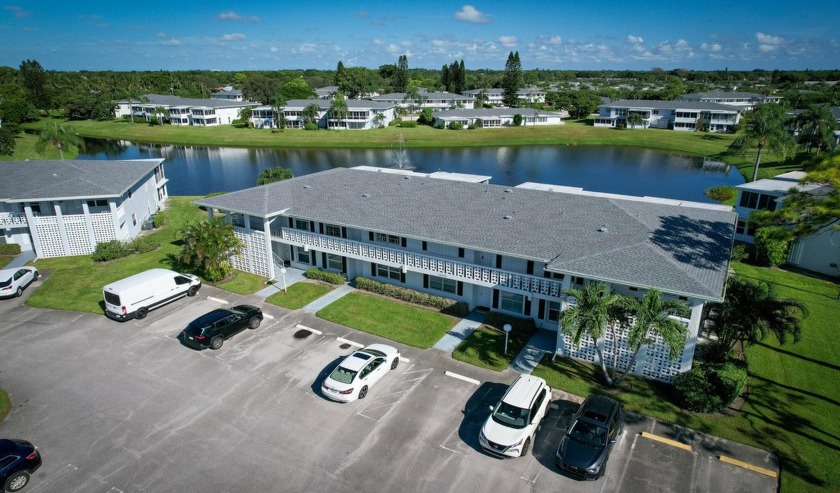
[23,205,43,258]
[54,203,72,256]
[81,202,97,251]
[264,217,275,280]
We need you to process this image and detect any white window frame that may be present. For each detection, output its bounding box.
[429,275,457,294]
[500,291,524,313]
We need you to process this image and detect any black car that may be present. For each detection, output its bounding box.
[555,395,624,480]
[1,439,41,492]
[180,305,263,350]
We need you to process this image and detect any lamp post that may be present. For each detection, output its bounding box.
[280,267,287,293]
[503,324,512,354]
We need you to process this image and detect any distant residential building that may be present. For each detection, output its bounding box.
[315,86,339,99]
[462,87,545,106]
[681,91,783,111]
[432,108,564,128]
[114,94,259,126]
[371,89,474,110]
[594,99,740,132]
[0,159,168,258]
[210,89,244,101]
[250,99,398,130]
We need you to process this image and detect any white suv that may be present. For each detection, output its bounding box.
[479,375,552,457]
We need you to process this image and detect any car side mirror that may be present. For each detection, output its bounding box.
[489,405,494,412]
[609,438,617,444]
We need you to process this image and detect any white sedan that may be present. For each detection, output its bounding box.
[0,266,39,299]
[321,344,400,402]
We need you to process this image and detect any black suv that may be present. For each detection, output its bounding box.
[555,395,624,480]
[180,305,263,350]
[1,439,41,492]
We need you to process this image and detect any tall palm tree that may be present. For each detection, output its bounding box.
[611,289,689,386]
[710,276,808,358]
[34,121,85,160]
[728,103,795,182]
[329,92,349,128]
[793,104,837,155]
[271,95,286,129]
[178,218,242,282]
[301,103,322,127]
[403,85,421,117]
[560,282,622,385]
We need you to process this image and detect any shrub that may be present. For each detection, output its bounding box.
[91,237,160,262]
[304,122,319,131]
[434,121,445,129]
[672,361,747,413]
[448,122,463,130]
[389,118,402,127]
[704,186,737,203]
[0,243,22,256]
[153,210,168,228]
[513,114,523,126]
[354,276,468,315]
[754,227,793,267]
[399,121,417,128]
[305,267,346,285]
[730,243,749,263]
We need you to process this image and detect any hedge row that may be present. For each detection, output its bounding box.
[91,236,160,262]
[354,276,467,313]
[0,244,21,256]
[304,267,346,285]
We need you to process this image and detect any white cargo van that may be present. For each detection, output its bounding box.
[103,268,201,321]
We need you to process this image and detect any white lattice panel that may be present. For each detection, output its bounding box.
[641,333,684,383]
[560,331,599,363]
[90,213,116,243]
[63,216,92,255]
[33,217,63,257]
[231,227,269,278]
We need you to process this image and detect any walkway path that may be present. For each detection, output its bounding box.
[432,309,487,352]
[509,329,556,375]
[5,250,36,269]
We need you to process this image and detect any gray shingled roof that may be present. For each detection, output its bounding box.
[117,94,258,109]
[0,159,163,201]
[682,91,774,99]
[598,99,739,112]
[196,168,735,300]
[282,99,396,110]
[433,108,563,119]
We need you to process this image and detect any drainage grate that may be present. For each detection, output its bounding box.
[293,329,312,339]
[339,343,351,350]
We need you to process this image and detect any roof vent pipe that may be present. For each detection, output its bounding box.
[598,224,608,233]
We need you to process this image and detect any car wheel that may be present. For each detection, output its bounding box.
[521,438,531,457]
[390,357,399,370]
[5,471,30,492]
[248,316,261,329]
[187,285,198,297]
[135,307,148,319]
[358,385,368,399]
[33,271,40,280]
[15,286,23,297]
[210,336,224,350]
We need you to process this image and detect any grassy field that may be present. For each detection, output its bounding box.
[452,312,537,371]
[216,271,269,295]
[19,117,800,182]
[1,131,74,161]
[533,262,840,493]
[265,281,334,310]
[316,291,458,349]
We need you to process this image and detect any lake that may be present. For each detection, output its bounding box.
[77,139,743,202]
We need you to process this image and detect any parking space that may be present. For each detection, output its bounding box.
[0,285,777,493]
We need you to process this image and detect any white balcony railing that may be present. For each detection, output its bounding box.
[276,228,563,298]
[0,212,28,227]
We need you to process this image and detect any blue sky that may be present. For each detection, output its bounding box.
[1,1,838,72]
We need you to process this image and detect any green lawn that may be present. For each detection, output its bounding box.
[452,312,536,371]
[316,292,458,349]
[0,389,8,423]
[0,256,13,268]
[1,131,77,161]
[265,281,334,309]
[533,262,840,493]
[216,271,269,295]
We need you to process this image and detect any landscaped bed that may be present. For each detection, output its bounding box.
[452,312,536,371]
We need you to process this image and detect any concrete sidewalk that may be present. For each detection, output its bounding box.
[432,309,488,352]
[302,283,356,313]
[509,329,556,374]
[254,267,307,298]
[6,250,36,269]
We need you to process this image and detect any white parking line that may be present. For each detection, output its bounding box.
[444,371,480,385]
[207,296,229,304]
[336,337,364,348]
[263,313,274,320]
[296,324,322,335]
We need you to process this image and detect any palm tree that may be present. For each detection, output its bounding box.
[611,289,690,386]
[271,95,286,129]
[329,92,349,129]
[626,112,643,129]
[177,218,242,282]
[403,84,421,117]
[301,103,322,127]
[709,276,808,358]
[35,121,85,160]
[793,104,837,155]
[560,282,622,385]
[728,103,795,182]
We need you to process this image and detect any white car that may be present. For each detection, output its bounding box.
[479,375,552,457]
[0,266,39,299]
[321,344,400,402]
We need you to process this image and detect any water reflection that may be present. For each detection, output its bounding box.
[77,139,743,201]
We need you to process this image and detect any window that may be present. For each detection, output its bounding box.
[327,254,343,271]
[87,199,108,208]
[547,301,561,322]
[294,219,310,231]
[26,202,41,215]
[325,224,342,237]
[736,220,746,235]
[131,213,137,226]
[500,291,524,313]
[376,264,402,281]
[296,246,311,264]
[375,232,401,245]
[128,189,133,199]
[571,276,585,286]
[429,275,457,294]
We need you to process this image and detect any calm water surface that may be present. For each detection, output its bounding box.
[78,139,743,202]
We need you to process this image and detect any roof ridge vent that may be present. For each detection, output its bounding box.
[598,224,608,233]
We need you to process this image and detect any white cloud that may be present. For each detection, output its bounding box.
[625,34,644,45]
[219,33,246,42]
[292,43,317,54]
[270,46,278,53]
[372,38,383,46]
[756,32,784,52]
[2,5,30,18]
[454,5,488,23]
[157,32,167,38]
[160,39,182,46]
[499,35,518,48]
[217,11,261,22]
[701,42,722,52]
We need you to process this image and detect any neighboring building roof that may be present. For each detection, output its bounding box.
[117,94,258,109]
[280,99,396,110]
[433,108,564,119]
[212,89,242,96]
[682,91,781,99]
[196,168,736,300]
[598,99,739,112]
[371,90,473,102]
[0,159,164,202]
[737,177,824,194]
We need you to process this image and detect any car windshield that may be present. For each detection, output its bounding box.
[568,420,607,447]
[329,366,358,384]
[491,401,530,429]
[0,278,11,288]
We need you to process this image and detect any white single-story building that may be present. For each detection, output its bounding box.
[195,167,737,383]
[594,99,741,132]
[114,94,259,126]
[0,159,169,258]
[432,108,564,128]
[250,99,398,130]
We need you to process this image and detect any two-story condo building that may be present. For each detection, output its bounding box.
[681,91,783,111]
[195,167,736,383]
[371,90,474,110]
[114,94,259,126]
[594,99,741,132]
[462,87,546,106]
[210,88,244,101]
[433,108,564,128]
[250,99,398,130]
[0,159,168,258]
[734,172,838,277]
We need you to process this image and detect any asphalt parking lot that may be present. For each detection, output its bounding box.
[0,280,779,492]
